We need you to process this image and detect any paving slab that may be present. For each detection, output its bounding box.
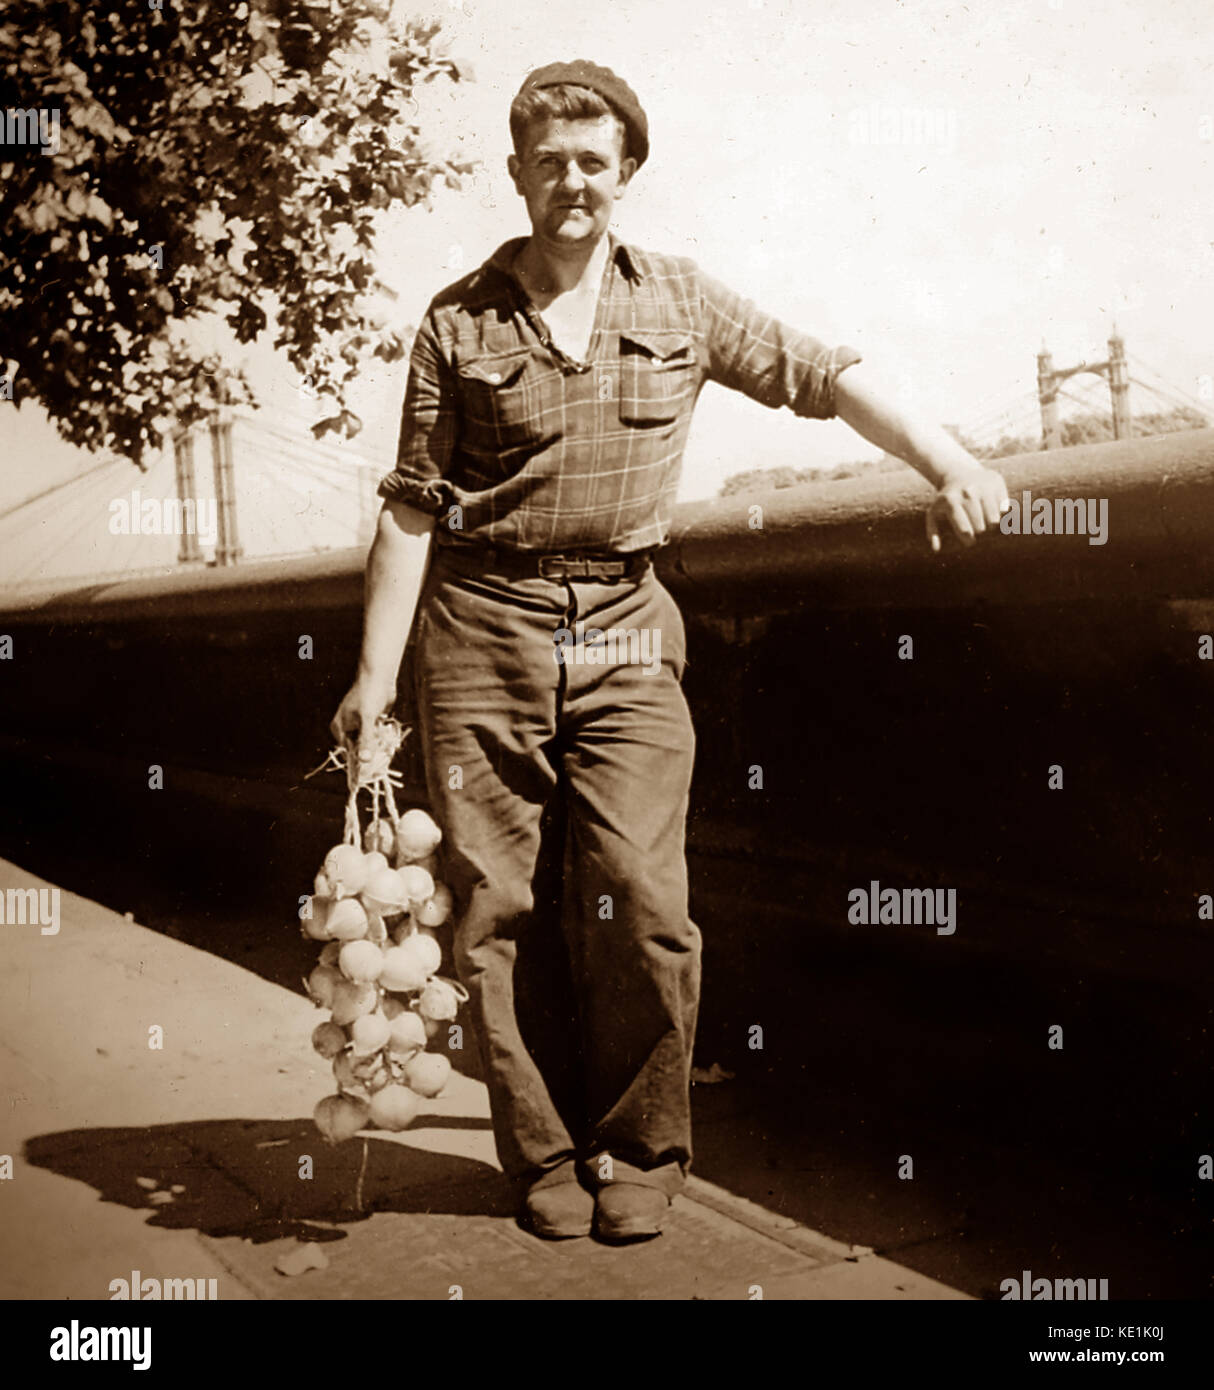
[0,857,967,1300]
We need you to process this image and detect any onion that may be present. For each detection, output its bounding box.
[325,897,369,942]
[300,895,333,940]
[414,884,453,928]
[394,810,442,864]
[311,1021,347,1059]
[314,1093,368,1143]
[323,843,369,898]
[368,1085,422,1132]
[417,978,461,1022]
[379,945,429,994]
[306,964,342,1008]
[387,1010,428,1057]
[398,930,442,978]
[403,1050,451,1099]
[360,867,408,917]
[398,865,435,907]
[349,1010,391,1056]
[338,939,384,984]
[329,978,378,1026]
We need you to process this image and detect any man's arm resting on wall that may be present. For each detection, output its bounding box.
[330,499,434,746]
[833,362,1010,552]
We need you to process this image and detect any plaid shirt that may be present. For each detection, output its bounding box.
[377,233,862,553]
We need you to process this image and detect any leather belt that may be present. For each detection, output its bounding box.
[438,544,655,582]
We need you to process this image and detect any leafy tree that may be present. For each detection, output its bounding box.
[718,465,801,497]
[1059,406,1208,448]
[718,453,902,498]
[959,405,1210,459]
[0,0,472,466]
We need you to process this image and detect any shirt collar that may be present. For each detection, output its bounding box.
[485,231,643,285]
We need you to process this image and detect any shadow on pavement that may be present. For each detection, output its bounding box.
[23,1117,513,1245]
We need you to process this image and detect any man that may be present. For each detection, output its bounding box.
[332,60,1008,1243]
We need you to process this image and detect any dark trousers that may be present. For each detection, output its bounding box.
[412,544,700,1198]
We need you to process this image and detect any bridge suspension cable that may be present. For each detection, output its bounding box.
[0,455,136,585]
[1126,354,1214,422]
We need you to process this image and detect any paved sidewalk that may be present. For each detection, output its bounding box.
[0,858,967,1300]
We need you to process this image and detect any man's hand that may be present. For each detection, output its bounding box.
[330,673,397,752]
[834,364,1011,552]
[925,462,1010,553]
[329,498,434,755]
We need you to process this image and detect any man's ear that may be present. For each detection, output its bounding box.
[614,156,638,199]
[507,152,523,195]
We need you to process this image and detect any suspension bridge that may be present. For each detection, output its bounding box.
[0,400,389,589]
[957,342,1212,459]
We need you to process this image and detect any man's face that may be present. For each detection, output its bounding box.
[508,115,636,249]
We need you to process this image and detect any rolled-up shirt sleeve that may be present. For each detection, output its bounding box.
[376,310,459,515]
[698,270,862,420]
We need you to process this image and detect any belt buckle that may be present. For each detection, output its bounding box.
[538,554,630,581]
[538,554,573,580]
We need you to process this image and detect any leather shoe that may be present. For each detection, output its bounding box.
[594,1183,670,1243]
[522,1181,594,1239]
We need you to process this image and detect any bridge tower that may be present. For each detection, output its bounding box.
[171,428,203,565]
[1107,328,1132,441]
[1037,330,1133,449]
[209,408,242,566]
[1036,344,1061,450]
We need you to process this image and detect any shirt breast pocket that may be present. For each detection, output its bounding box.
[457,350,538,453]
[618,330,698,426]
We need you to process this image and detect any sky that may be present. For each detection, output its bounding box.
[3,0,1213,577]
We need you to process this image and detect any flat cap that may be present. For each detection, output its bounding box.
[517,60,649,167]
